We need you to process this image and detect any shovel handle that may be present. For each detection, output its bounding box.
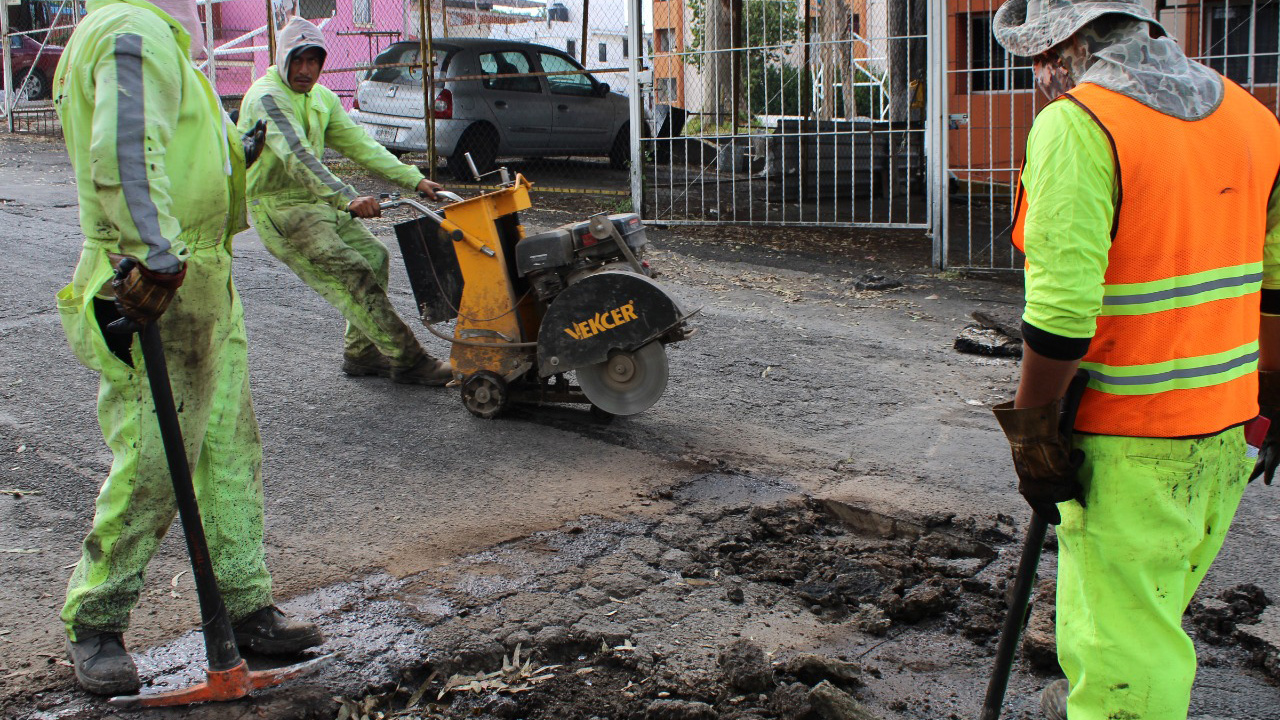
[136,320,242,673]
[979,512,1048,720]
[979,370,1090,720]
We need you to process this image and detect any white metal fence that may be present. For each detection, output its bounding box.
[632,0,942,236]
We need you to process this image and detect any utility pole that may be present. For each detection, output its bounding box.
[2,3,13,133]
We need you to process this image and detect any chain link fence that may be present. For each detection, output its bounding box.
[330,0,634,196]
[2,0,85,133]
[942,0,1280,270]
[3,0,637,201]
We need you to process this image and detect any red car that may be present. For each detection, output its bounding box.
[5,34,62,100]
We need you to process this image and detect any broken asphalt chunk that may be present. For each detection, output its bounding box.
[808,681,882,720]
[779,654,863,687]
[646,699,719,720]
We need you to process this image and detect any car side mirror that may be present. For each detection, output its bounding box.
[597,82,610,97]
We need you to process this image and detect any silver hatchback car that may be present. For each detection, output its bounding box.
[350,38,631,180]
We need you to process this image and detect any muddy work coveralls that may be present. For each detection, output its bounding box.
[1012,79,1280,719]
[53,0,274,638]
[238,18,430,369]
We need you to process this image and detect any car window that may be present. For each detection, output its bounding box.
[538,52,597,97]
[367,44,449,85]
[479,51,540,93]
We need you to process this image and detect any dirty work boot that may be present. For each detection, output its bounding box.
[66,629,141,696]
[232,606,325,655]
[390,355,452,386]
[342,348,392,378]
[1041,678,1068,720]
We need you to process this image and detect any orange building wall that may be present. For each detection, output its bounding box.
[947,0,1280,185]
[652,0,688,107]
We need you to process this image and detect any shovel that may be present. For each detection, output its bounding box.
[105,261,330,708]
[979,370,1089,720]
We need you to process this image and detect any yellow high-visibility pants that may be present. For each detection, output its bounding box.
[58,239,274,639]
[250,196,425,366]
[1056,429,1250,720]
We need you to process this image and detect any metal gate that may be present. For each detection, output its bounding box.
[630,0,948,252]
[942,0,1280,270]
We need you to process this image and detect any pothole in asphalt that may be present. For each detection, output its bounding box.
[27,479,1275,720]
[324,494,1014,720]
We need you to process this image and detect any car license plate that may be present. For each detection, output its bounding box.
[370,125,396,143]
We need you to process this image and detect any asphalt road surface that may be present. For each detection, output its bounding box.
[1,133,1276,718]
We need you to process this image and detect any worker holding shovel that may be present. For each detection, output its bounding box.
[52,0,322,696]
[989,1,1280,718]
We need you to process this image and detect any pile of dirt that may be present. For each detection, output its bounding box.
[669,501,1007,637]
[1187,584,1278,680]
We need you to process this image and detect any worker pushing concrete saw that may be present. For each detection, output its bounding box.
[238,17,451,385]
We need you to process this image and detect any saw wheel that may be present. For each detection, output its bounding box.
[461,371,510,419]
[576,341,669,416]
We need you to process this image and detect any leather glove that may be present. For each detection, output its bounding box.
[1249,370,1280,484]
[242,120,267,168]
[112,257,185,324]
[992,399,1085,525]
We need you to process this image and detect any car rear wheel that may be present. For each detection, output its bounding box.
[15,68,48,100]
[448,125,498,181]
[608,124,629,170]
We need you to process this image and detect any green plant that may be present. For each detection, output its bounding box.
[687,0,810,117]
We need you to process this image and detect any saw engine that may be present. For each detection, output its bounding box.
[516,214,651,302]
[391,174,694,420]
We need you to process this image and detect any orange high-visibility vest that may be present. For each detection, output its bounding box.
[1013,80,1280,437]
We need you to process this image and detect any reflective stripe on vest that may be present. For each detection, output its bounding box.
[1080,340,1258,395]
[1014,80,1280,437]
[1100,262,1263,316]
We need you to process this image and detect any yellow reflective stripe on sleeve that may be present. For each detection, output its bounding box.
[1100,262,1262,316]
[1080,341,1258,395]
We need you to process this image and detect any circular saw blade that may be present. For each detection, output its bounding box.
[576,341,669,416]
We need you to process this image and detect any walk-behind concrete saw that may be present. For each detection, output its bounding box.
[383,170,694,420]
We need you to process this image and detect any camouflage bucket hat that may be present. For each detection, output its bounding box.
[993,0,1166,57]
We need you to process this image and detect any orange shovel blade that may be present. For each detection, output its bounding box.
[107,654,334,709]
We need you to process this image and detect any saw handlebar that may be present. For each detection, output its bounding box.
[352,193,496,258]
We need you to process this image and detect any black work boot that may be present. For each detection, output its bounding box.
[232,606,324,655]
[1041,678,1068,720]
[342,348,392,378]
[390,355,452,386]
[66,629,141,696]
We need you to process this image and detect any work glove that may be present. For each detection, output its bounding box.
[1249,370,1280,484]
[111,257,185,324]
[242,120,267,168]
[992,399,1085,525]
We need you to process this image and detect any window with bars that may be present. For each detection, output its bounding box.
[566,39,576,57]
[599,42,608,62]
[1202,1,1279,85]
[967,13,1033,92]
[656,76,677,102]
[353,0,371,26]
[656,29,674,52]
[623,37,629,58]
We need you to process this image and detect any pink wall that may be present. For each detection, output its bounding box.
[212,0,411,109]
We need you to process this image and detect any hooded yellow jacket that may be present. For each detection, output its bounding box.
[52,0,246,274]
[238,17,423,210]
